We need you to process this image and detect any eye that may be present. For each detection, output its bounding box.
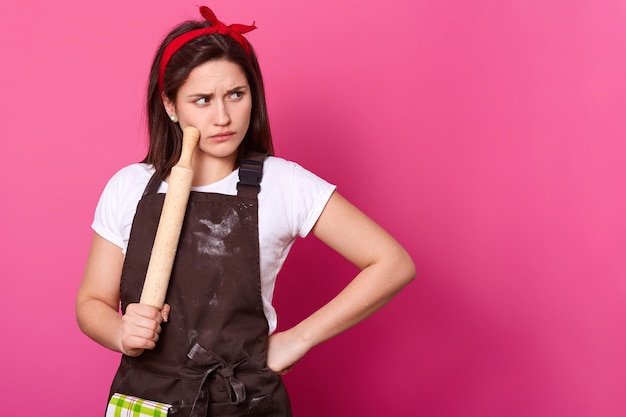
[229,91,244,100]
[195,97,210,105]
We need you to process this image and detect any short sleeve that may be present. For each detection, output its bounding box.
[289,162,336,238]
[91,164,154,251]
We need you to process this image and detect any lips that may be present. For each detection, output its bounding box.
[209,131,235,142]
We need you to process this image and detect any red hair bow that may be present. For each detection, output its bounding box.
[198,6,256,54]
[158,6,257,92]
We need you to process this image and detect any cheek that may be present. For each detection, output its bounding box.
[176,105,197,123]
[241,103,253,128]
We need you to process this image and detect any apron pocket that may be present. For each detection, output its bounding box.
[106,393,172,416]
[110,357,204,411]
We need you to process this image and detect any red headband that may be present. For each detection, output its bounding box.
[158,6,256,93]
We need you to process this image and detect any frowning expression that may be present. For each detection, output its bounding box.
[163,59,252,166]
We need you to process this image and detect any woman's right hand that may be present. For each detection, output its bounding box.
[118,303,170,357]
[77,233,174,355]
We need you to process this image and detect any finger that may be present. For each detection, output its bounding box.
[124,335,157,354]
[126,315,161,333]
[126,325,161,345]
[121,317,163,345]
[161,304,171,322]
[121,328,160,355]
[278,365,295,375]
[123,347,145,357]
[137,326,161,341]
[129,303,163,321]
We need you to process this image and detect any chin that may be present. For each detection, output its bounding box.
[198,144,240,161]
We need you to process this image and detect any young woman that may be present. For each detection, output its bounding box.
[76,6,415,416]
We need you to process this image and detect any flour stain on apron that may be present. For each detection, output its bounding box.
[195,208,239,257]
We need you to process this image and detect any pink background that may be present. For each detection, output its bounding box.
[1,0,625,416]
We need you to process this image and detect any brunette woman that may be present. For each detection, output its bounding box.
[76,6,415,416]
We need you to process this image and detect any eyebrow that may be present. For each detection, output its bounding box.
[187,85,249,99]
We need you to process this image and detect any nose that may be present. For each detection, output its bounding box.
[213,100,231,126]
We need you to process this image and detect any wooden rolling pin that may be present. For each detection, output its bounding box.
[140,126,200,309]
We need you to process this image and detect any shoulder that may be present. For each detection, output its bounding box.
[108,163,154,184]
[104,163,155,196]
[262,156,332,186]
[93,163,154,249]
[259,156,336,237]
[262,155,296,174]
[98,163,155,212]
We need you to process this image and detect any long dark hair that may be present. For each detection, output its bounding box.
[143,20,273,181]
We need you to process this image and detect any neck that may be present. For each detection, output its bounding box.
[190,152,238,186]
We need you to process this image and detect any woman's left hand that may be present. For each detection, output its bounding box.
[266,329,309,375]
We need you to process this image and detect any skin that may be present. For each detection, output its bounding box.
[164,60,253,185]
[76,58,416,374]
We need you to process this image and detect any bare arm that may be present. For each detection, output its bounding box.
[76,233,169,356]
[266,191,415,373]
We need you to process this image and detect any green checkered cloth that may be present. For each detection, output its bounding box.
[106,393,172,417]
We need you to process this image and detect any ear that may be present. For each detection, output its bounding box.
[162,91,176,118]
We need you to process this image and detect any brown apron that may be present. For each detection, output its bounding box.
[108,154,292,416]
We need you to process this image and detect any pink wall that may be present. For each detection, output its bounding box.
[1,0,625,415]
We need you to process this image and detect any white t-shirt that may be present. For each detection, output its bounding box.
[92,156,336,333]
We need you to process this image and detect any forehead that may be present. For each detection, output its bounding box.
[180,59,249,92]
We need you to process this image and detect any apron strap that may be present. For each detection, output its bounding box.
[142,170,164,197]
[237,152,266,198]
[142,152,267,198]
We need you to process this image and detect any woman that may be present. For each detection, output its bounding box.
[76,6,415,416]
